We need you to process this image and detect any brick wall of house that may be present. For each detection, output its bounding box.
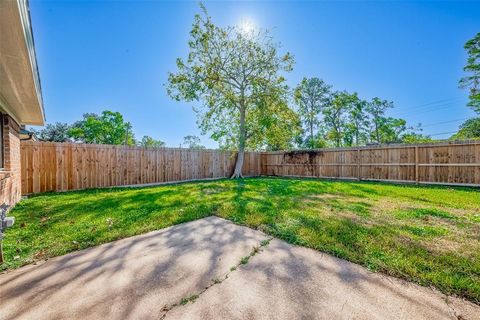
[0,114,21,208]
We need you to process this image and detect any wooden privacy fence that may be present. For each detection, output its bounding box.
[20,140,480,194]
[21,142,261,194]
[261,141,480,187]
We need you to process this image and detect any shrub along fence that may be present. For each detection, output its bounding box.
[20,141,261,194]
[20,140,480,194]
[261,140,480,187]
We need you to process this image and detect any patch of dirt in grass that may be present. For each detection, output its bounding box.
[201,187,228,195]
[421,237,464,254]
[445,207,480,222]
[303,196,478,256]
[300,193,349,206]
[371,197,403,213]
[302,194,372,214]
[371,199,462,225]
[307,193,340,200]
[471,224,480,240]
[396,234,416,247]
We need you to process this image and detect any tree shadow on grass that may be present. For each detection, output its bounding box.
[3,186,220,270]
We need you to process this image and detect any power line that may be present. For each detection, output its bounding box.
[412,104,459,115]
[422,118,467,128]
[399,97,463,112]
[403,101,460,113]
[396,102,461,118]
[411,97,461,108]
[428,131,457,137]
[416,101,461,112]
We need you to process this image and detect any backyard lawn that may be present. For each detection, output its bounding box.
[2,177,479,303]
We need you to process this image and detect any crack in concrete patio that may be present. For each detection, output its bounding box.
[159,237,273,319]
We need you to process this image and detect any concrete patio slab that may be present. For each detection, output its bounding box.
[1,216,478,320]
[166,237,480,320]
[0,217,268,320]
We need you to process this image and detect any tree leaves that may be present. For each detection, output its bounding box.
[68,111,135,145]
[166,4,297,154]
[459,32,480,113]
[451,118,480,139]
[139,136,165,148]
[32,122,71,142]
[182,135,206,149]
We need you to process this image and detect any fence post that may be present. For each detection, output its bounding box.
[414,146,419,184]
[357,148,361,181]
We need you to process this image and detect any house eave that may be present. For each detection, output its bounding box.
[0,0,45,126]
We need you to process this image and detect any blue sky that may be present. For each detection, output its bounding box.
[30,0,479,148]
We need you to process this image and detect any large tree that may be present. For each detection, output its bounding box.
[366,97,393,144]
[33,122,71,142]
[294,77,331,148]
[344,94,368,146]
[323,91,356,147]
[68,110,135,145]
[167,5,294,178]
[459,33,480,113]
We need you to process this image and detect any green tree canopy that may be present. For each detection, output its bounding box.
[375,117,417,144]
[401,133,433,144]
[182,135,205,149]
[294,77,331,148]
[138,136,165,148]
[33,122,71,142]
[344,94,368,147]
[366,97,393,144]
[246,94,301,151]
[322,91,358,147]
[167,4,295,178]
[68,110,135,145]
[459,33,480,113]
[451,117,480,139]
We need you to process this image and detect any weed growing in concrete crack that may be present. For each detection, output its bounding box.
[260,238,272,247]
[180,294,199,306]
[162,237,273,319]
[240,255,250,265]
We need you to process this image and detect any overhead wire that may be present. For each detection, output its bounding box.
[421,118,467,127]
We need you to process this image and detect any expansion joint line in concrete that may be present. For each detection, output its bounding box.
[159,237,273,319]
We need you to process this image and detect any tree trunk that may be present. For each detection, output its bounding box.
[335,125,341,147]
[231,106,246,179]
[309,121,314,149]
[355,124,359,146]
[232,149,245,179]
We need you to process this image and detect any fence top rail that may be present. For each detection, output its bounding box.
[20,141,252,153]
[21,139,480,154]
[261,139,480,154]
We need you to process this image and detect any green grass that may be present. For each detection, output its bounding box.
[2,177,479,303]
